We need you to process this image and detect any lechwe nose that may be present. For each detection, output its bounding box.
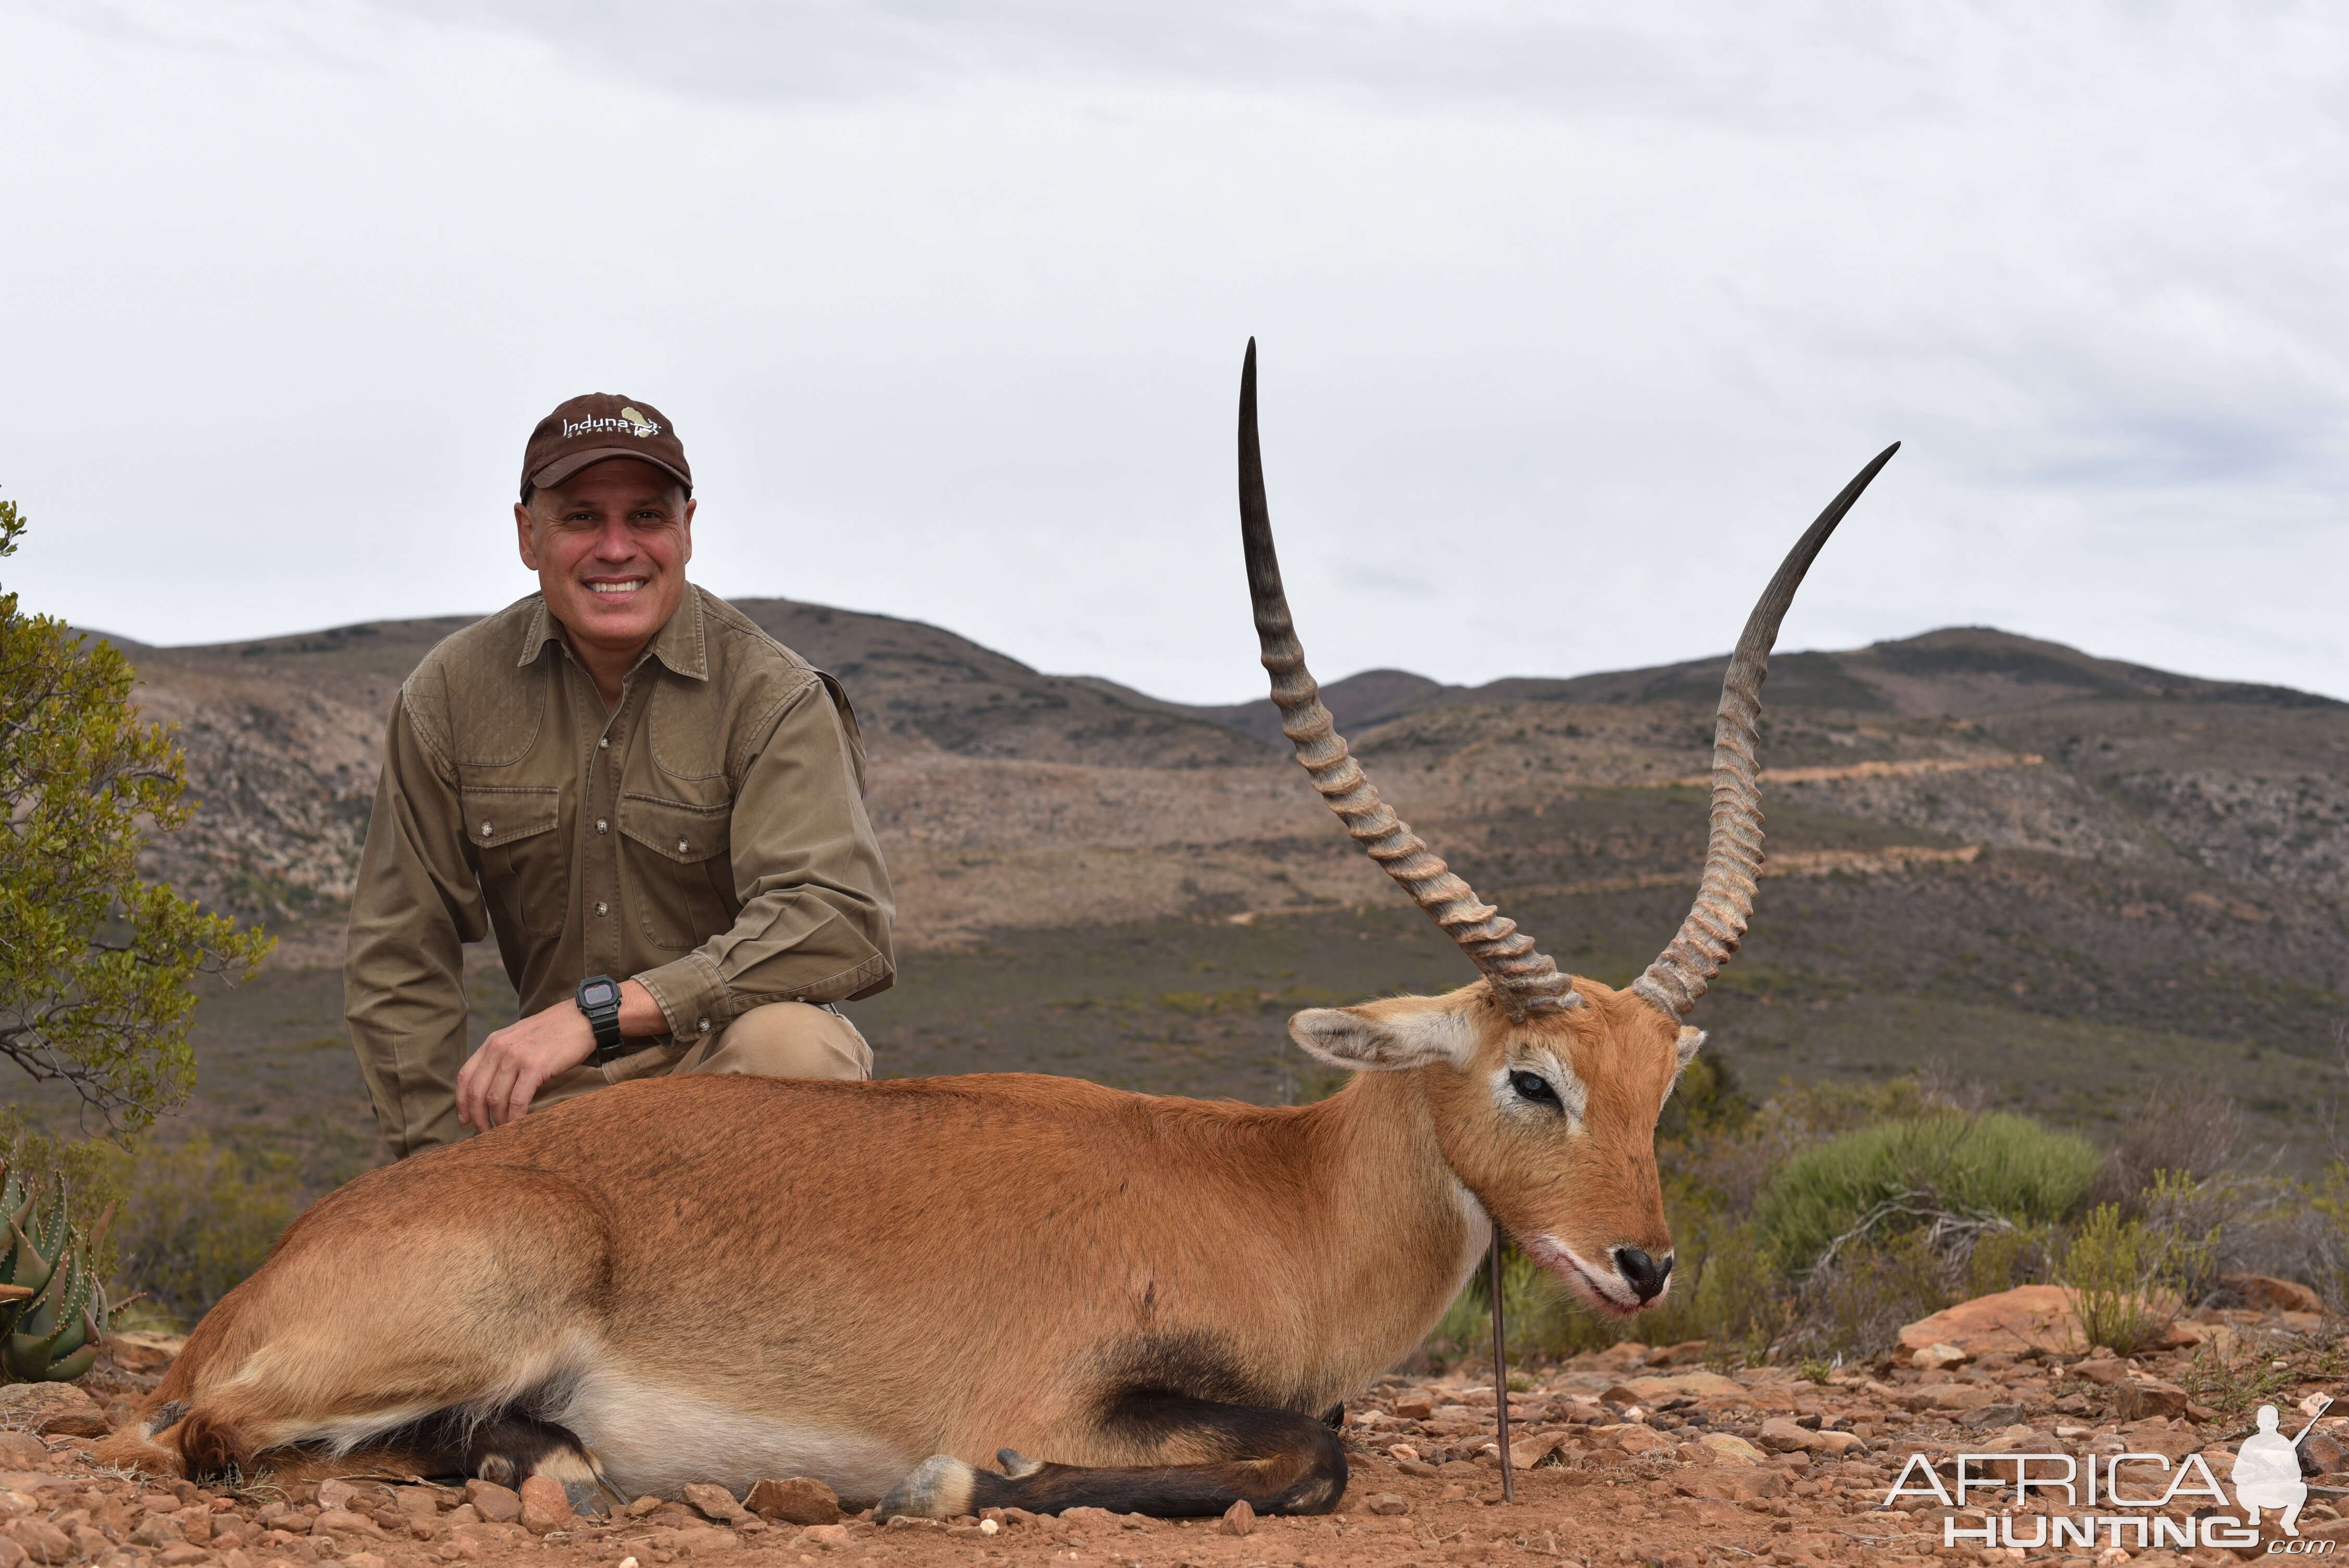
[1612,1246,1673,1305]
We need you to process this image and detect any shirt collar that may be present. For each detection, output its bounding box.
[647,586,710,680]
[515,587,710,681]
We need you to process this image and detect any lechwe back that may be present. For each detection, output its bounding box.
[96,345,1896,1520]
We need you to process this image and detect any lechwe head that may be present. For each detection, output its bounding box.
[1237,339,1896,1319]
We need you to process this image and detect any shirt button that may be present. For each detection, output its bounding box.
[479,823,492,837]
[595,901,609,917]
[677,838,690,854]
[599,737,610,749]
[696,1018,710,1033]
[596,819,609,834]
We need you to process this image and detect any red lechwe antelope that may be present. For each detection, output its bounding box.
[98,344,1897,1521]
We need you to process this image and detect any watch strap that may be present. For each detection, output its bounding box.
[575,974,625,1058]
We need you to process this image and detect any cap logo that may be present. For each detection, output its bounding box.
[563,408,662,440]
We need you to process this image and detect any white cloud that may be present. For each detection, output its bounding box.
[0,0,2343,701]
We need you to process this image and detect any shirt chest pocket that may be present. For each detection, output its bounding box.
[617,794,737,951]
[461,785,567,939]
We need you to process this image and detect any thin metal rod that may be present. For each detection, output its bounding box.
[1488,1240,1516,1505]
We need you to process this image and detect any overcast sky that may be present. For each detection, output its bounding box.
[3,1,2344,703]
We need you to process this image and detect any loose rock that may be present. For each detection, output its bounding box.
[1509,1431,1572,1469]
[517,1475,574,1535]
[7,1520,72,1564]
[0,1386,105,1440]
[1695,1434,1763,1465]
[1896,1284,2091,1361]
[1757,1418,1825,1454]
[313,1509,386,1541]
[2113,1378,2191,1421]
[464,1481,522,1525]
[2226,1274,2325,1314]
[745,1476,842,1527]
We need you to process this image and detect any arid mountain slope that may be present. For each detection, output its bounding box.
[109,604,2349,944]
[1173,626,2338,741]
[72,597,2348,1171]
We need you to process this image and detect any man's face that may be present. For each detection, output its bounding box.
[516,459,696,657]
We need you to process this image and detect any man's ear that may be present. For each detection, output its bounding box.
[516,500,541,571]
[1290,996,1479,1072]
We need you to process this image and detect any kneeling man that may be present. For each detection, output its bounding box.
[347,394,895,1156]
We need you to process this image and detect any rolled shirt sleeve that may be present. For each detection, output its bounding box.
[631,677,895,1040]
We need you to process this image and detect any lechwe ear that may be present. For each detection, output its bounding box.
[1290,995,1479,1072]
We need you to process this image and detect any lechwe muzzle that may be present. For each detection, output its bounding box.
[1236,338,1896,1313]
[91,345,1893,1524]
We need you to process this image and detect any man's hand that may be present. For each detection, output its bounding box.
[458,979,664,1131]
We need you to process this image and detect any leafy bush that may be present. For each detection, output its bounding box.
[2060,1199,2209,1355]
[0,500,271,1130]
[1782,1229,1966,1361]
[1755,1111,2100,1276]
[112,1133,301,1327]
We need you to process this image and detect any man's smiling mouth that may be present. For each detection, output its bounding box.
[588,580,646,596]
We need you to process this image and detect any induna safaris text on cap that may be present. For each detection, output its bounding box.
[520,393,691,499]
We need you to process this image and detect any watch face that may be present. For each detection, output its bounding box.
[582,981,616,1007]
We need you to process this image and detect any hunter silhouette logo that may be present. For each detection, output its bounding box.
[561,407,663,440]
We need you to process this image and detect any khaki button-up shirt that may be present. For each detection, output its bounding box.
[345,586,895,1156]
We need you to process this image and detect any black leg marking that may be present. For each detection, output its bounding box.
[877,1390,1347,1521]
[336,1408,613,1512]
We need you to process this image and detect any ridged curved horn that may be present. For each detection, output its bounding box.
[1237,340,1580,1021]
[1632,444,1901,1020]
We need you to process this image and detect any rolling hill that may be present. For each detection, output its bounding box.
[44,597,2349,1183]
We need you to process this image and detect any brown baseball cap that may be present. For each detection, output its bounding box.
[520,393,692,500]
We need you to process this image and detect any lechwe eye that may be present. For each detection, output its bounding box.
[1508,1070,1559,1107]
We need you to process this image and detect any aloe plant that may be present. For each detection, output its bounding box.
[0,1161,117,1383]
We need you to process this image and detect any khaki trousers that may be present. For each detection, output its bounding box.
[531,1002,872,1114]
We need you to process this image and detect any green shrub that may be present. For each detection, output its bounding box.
[2060,1200,2208,1356]
[113,1133,300,1327]
[1756,1111,2100,1276]
[1966,1221,2060,1300]
[0,501,272,1131]
[1781,1228,1959,1360]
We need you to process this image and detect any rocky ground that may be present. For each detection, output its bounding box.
[3,1287,2345,1568]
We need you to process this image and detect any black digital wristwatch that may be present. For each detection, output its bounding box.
[575,975,625,1059]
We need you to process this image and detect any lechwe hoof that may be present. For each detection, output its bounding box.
[876,1453,977,1520]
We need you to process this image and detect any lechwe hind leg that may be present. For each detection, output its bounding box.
[877,1392,1347,1520]
[94,1164,620,1507]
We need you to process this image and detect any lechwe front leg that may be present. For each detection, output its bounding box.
[877,1390,1347,1520]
